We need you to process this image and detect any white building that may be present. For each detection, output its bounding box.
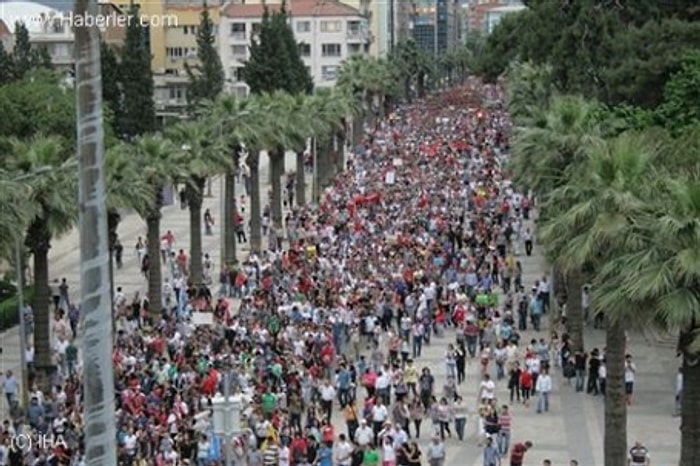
[220,0,370,97]
[0,0,126,71]
[484,4,524,34]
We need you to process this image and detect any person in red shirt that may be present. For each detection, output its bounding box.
[509,441,532,466]
[519,370,533,407]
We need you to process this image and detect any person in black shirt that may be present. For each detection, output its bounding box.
[587,349,601,395]
[574,351,587,392]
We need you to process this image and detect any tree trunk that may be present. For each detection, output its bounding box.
[680,327,700,466]
[295,150,305,206]
[74,1,118,460]
[352,115,363,147]
[565,269,585,353]
[31,243,52,371]
[270,148,284,230]
[223,171,237,266]
[187,178,205,284]
[248,151,262,254]
[145,211,162,318]
[604,317,627,466]
[404,76,411,103]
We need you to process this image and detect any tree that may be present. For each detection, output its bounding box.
[657,49,700,131]
[0,71,75,141]
[0,42,15,84]
[8,136,77,378]
[73,0,117,460]
[510,95,603,352]
[168,121,231,283]
[185,3,225,109]
[121,4,156,138]
[241,4,312,94]
[101,41,123,134]
[13,22,34,80]
[207,95,261,265]
[540,131,662,466]
[131,135,178,318]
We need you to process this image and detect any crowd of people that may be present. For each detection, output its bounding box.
[0,81,596,466]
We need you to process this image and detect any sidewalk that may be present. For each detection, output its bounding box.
[0,151,297,413]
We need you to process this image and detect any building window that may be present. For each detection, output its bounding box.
[230,22,246,40]
[296,20,311,33]
[232,67,244,82]
[183,25,197,35]
[347,20,362,34]
[321,65,339,81]
[166,47,184,59]
[298,43,311,57]
[231,45,247,57]
[320,20,341,32]
[348,43,362,55]
[169,87,185,100]
[321,43,341,57]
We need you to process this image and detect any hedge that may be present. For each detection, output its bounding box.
[0,286,34,332]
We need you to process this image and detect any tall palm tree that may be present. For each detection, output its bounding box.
[540,131,661,466]
[0,170,34,259]
[7,136,77,375]
[511,95,603,352]
[206,95,257,266]
[596,167,700,466]
[131,135,178,317]
[104,146,154,299]
[73,0,117,460]
[168,120,231,283]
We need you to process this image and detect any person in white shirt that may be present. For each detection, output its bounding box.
[625,354,636,405]
[354,419,373,447]
[278,442,290,466]
[319,381,336,420]
[371,400,388,444]
[335,434,353,466]
[479,374,496,401]
[535,369,552,413]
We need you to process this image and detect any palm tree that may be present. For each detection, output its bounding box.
[104,146,154,300]
[7,136,77,376]
[511,95,603,352]
[595,164,700,465]
[207,95,257,266]
[540,131,662,466]
[131,134,178,317]
[73,0,117,460]
[168,120,231,283]
[0,170,34,259]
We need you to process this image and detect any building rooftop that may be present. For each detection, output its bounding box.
[222,0,362,18]
[0,1,63,33]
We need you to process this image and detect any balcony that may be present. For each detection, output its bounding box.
[346,29,368,42]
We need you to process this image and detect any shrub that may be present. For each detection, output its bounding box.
[0,286,34,331]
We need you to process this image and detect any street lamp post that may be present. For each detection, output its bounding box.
[211,371,243,466]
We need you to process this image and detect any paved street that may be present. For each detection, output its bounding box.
[0,152,683,464]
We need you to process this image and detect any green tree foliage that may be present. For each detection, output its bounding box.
[101,41,123,131]
[657,49,700,131]
[186,3,225,108]
[0,71,75,142]
[241,4,313,95]
[121,4,156,138]
[0,43,14,85]
[10,22,54,81]
[479,0,700,108]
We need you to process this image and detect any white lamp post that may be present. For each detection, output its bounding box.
[211,372,243,466]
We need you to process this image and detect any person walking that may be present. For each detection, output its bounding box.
[483,436,501,466]
[509,441,532,466]
[426,436,446,466]
[453,396,468,441]
[535,369,552,414]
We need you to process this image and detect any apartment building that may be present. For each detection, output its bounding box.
[410,0,461,55]
[463,0,523,35]
[0,0,126,71]
[220,0,369,97]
